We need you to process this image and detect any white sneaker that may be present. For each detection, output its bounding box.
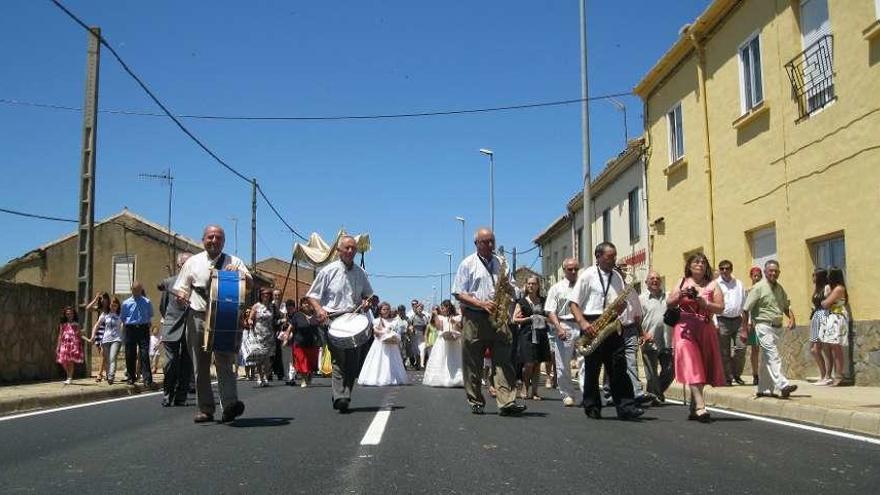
[64,378,72,385]
[563,396,575,407]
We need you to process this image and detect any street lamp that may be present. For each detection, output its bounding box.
[444,251,453,299]
[455,216,466,260]
[479,148,495,232]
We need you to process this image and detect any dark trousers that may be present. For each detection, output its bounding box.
[124,324,152,384]
[641,344,674,399]
[162,334,192,402]
[582,328,636,416]
[271,337,285,379]
[322,327,365,403]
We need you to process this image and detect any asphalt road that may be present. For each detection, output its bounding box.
[1,372,878,494]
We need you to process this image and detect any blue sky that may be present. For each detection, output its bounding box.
[1,0,710,306]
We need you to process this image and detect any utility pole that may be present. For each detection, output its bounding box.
[579,0,593,264]
[251,179,257,271]
[139,167,174,271]
[75,26,100,378]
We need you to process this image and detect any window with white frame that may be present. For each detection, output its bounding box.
[749,226,777,271]
[739,33,764,113]
[602,208,611,243]
[112,255,136,295]
[876,0,879,19]
[574,227,583,264]
[628,188,640,243]
[667,103,684,163]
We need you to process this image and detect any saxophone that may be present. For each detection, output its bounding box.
[489,254,513,339]
[575,265,635,357]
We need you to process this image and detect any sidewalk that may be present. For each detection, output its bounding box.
[663,378,880,437]
[0,376,163,416]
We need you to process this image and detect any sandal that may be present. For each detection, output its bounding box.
[695,408,712,423]
[531,395,542,401]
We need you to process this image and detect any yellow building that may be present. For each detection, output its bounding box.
[635,0,880,384]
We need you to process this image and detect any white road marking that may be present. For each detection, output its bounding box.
[0,390,163,422]
[360,407,392,446]
[667,399,880,446]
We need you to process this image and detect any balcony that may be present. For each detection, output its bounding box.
[784,35,835,121]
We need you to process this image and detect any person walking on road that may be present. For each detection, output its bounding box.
[247,289,278,388]
[452,228,526,417]
[121,282,155,387]
[746,267,763,385]
[545,258,581,407]
[511,276,550,401]
[639,271,674,403]
[174,225,252,423]
[423,299,464,388]
[158,252,192,407]
[715,260,747,385]
[306,235,374,413]
[667,253,726,422]
[285,297,321,387]
[743,260,798,400]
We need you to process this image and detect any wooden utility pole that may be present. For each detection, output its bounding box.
[251,179,257,302]
[75,27,101,377]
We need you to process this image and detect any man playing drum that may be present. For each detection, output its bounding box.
[174,225,252,423]
[307,235,374,413]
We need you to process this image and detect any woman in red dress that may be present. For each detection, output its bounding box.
[667,253,726,422]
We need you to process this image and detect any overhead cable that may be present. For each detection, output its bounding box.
[1,207,77,223]
[0,90,633,122]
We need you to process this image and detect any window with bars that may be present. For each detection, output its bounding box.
[739,34,764,113]
[628,188,640,244]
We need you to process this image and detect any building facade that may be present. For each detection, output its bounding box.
[255,257,316,304]
[535,139,650,292]
[635,0,880,383]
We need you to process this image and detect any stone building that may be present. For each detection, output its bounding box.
[255,257,316,304]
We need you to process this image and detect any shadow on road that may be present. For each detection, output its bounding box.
[228,417,293,427]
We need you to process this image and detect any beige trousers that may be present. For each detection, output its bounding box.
[461,308,516,408]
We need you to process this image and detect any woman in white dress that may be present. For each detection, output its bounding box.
[423,300,464,387]
[358,302,409,386]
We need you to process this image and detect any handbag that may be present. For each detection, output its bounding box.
[662,278,687,326]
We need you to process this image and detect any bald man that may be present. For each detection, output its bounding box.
[452,228,525,417]
[174,225,252,423]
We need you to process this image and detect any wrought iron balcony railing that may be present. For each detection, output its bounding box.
[784,34,835,121]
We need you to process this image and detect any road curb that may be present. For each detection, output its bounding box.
[664,382,880,437]
[0,382,162,417]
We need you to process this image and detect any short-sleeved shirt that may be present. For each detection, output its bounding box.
[743,279,790,327]
[717,277,746,318]
[410,312,429,332]
[121,296,153,325]
[567,265,641,326]
[452,253,510,311]
[306,260,373,314]
[173,251,251,313]
[545,278,577,321]
[640,291,671,349]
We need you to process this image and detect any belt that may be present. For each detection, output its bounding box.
[718,315,742,321]
[756,321,782,328]
[126,323,150,328]
[463,306,489,315]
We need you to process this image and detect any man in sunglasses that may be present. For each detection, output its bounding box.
[715,259,747,385]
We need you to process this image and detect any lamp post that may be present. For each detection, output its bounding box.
[479,148,495,232]
[455,216,466,260]
[444,251,453,299]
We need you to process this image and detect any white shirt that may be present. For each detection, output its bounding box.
[173,251,251,313]
[567,265,642,326]
[717,276,746,318]
[452,253,510,309]
[306,260,373,314]
[545,278,577,321]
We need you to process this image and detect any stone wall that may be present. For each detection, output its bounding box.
[0,281,76,383]
[769,320,880,386]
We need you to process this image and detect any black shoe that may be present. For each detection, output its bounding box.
[755,391,779,398]
[470,404,485,415]
[193,412,214,423]
[619,408,645,421]
[173,398,187,406]
[657,392,665,403]
[126,379,135,386]
[333,398,350,413]
[688,411,699,420]
[733,376,746,385]
[220,401,245,423]
[285,380,296,386]
[696,411,712,423]
[752,375,759,385]
[161,397,172,407]
[780,384,798,399]
[499,403,527,417]
[584,408,602,420]
[637,393,657,406]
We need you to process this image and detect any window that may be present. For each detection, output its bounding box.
[575,227,583,264]
[812,235,846,273]
[628,188,640,243]
[602,208,611,243]
[800,0,833,114]
[112,255,136,295]
[739,34,764,113]
[667,103,684,162]
[749,226,777,271]
[876,0,880,19]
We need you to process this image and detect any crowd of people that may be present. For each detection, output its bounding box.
[53,224,849,426]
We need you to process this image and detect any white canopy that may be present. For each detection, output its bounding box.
[293,230,371,267]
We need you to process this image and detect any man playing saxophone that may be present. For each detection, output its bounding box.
[453,228,526,417]
[568,242,644,420]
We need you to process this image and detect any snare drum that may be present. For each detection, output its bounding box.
[327,313,371,349]
[204,269,246,353]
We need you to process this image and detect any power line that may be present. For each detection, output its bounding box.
[255,184,308,242]
[1,207,77,223]
[0,90,633,122]
[369,272,447,279]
